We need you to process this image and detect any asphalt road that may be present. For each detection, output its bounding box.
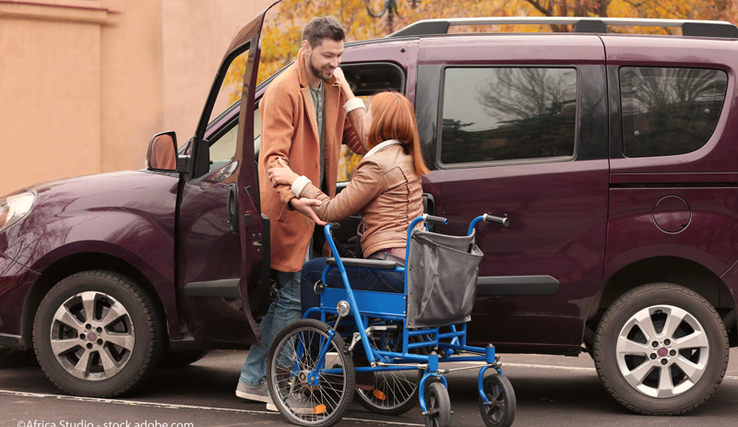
[2,348,738,427]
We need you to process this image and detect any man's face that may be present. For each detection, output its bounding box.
[305,38,344,82]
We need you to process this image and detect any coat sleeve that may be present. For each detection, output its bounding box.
[301,159,385,222]
[259,86,298,207]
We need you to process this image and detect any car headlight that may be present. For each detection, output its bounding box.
[0,192,35,233]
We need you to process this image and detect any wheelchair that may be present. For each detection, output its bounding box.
[266,213,516,427]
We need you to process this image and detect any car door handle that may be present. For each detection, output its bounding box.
[227,183,238,234]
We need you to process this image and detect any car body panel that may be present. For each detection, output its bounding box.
[0,171,179,340]
[415,35,609,353]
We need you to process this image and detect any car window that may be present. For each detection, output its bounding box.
[210,49,250,124]
[439,67,577,166]
[209,105,262,173]
[620,67,727,158]
[335,63,405,182]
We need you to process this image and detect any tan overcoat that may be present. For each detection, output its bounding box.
[258,48,365,272]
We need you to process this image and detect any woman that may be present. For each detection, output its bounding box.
[267,90,429,315]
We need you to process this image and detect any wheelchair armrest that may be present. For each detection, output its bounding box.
[326,257,399,270]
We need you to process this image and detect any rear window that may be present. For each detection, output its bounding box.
[439,67,577,165]
[620,67,727,158]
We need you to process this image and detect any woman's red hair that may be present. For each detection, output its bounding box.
[366,91,429,175]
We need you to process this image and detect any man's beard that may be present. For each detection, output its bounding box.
[309,52,331,82]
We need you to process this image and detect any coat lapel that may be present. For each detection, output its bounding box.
[297,49,320,146]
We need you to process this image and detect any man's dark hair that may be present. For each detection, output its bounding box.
[303,17,345,48]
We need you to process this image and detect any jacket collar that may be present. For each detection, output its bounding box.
[364,140,401,158]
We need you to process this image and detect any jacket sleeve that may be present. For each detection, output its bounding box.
[301,159,385,222]
[341,102,368,155]
[259,86,298,207]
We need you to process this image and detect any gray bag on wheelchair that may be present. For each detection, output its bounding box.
[406,228,483,328]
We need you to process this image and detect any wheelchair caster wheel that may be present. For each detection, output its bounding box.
[478,374,516,427]
[424,381,451,427]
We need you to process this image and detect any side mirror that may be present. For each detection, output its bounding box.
[147,131,178,172]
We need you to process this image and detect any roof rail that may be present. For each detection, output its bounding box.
[388,17,738,39]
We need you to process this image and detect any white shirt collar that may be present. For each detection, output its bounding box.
[364,139,401,159]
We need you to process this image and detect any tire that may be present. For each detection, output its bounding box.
[593,283,728,415]
[424,381,451,427]
[478,374,516,427]
[158,350,209,369]
[266,319,355,427]
[355,321,421,415]
[33,271,163,397]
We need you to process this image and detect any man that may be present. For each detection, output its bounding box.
[235,16,366,411]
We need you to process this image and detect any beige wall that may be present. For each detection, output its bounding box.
[0,0,273,197]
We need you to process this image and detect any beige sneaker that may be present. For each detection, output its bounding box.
[235,382,269,403]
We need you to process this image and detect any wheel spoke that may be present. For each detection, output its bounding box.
[622,358,654,387]
[80,291,97,323]
[50,338,80,355]
[661,306,689,339]
[656,366,675,397]
[53,306,84,331]
[674,356,705,383]
[71,349,93,379]
[105,333,135,351]
[98,302,128,329]
[673,329,709,350]
[100,348,123,377]
[617,337,650,355]
[632,308,658,342]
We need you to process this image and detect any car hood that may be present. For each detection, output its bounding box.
[0,170,180,267]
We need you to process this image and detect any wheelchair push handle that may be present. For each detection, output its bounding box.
[483,213,509,227]
[468,213,510,235]
[423,214,449,225]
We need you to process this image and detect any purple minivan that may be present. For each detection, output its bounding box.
[2,1,738,415]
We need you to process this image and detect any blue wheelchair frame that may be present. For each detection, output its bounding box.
[296,214,506,414]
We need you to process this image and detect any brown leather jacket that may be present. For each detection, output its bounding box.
[301,142,424,258]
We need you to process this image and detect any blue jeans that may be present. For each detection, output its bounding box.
[300,257,405,317]
[239,270,302,386]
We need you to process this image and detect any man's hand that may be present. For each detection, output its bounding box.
[290,197,328,226]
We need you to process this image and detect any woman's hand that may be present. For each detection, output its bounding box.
[268,157,299,187]
[333,67,354,98]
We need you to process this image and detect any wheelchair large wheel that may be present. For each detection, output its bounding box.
[356,367,422,415]
[424,381,451,427]
[266,319,355,427]
[355,322,422,415]
[478,374,516,427]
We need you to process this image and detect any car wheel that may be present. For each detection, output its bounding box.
[593,283,728,415]
[33,270,163,397]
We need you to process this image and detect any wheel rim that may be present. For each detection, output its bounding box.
[426,388,441,427]
[615,304,709,398]
[270,324,352,424]
[482,377,507,423]
[425,383,450,427]
[49,291,135,381]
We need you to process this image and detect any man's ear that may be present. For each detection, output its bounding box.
[301,39,310,52]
